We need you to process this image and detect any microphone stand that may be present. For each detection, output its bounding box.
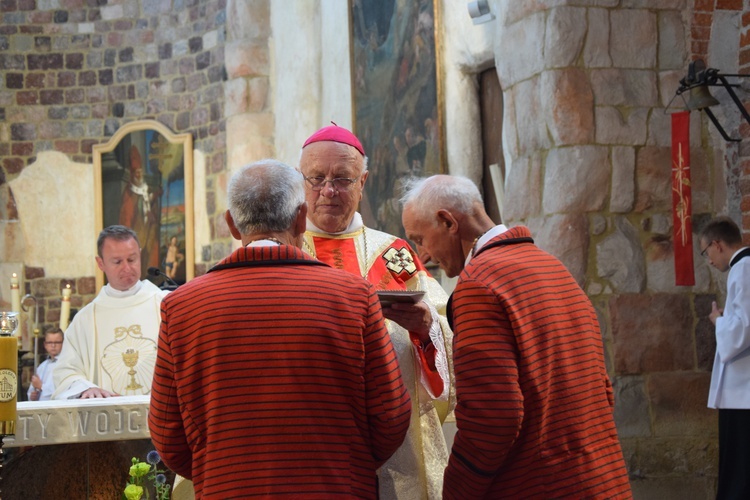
[147,267,180,291]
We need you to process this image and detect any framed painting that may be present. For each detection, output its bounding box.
[350,0,444,238]
[93,120,194,291]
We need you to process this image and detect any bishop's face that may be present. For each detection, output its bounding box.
[299,141,368,233]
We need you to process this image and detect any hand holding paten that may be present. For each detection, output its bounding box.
[382,300,432,345]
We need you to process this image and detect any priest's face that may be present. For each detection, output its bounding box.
[96,236,142,291]
[299,141,368,233]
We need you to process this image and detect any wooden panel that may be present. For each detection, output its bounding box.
[479,68,504,223]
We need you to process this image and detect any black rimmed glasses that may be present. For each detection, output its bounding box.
[304,175,361,192]
[700,240,715,258]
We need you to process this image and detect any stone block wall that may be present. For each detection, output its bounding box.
[0,0,229,318]
[494,1,747,497]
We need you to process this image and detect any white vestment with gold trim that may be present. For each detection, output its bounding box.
[53,280,168,400]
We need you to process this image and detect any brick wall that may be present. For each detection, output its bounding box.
[689,0,750,242]
[0,0,228,322]
[741,0,750,241]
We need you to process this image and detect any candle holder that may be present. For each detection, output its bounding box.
[21,294,38,352]
[0,311,19,498]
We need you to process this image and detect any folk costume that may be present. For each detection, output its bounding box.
[53,280,168,399]
[304,213,453,500]
[444,225,631,499]
[149,243,412,499]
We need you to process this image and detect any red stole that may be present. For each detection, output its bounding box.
[309,234,444,396]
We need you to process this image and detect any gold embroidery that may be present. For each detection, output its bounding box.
[382,247,417,275]
[114,325,142,339]
[332,248,345,269]
[376,273,392,289]
[122,348,142,391]
[302,237,317,258]
[672,142,691,246]
[102,323,157,396]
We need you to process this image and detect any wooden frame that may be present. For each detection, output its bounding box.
[93,120,194,290]
[350,0,444,238]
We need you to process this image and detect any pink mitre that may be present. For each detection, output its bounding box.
[303,122,365,157]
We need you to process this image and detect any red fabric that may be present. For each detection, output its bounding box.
[671,111,695,286]
[149,245,411,499]
[444,226,632,499]
[303,123,365,156]
[309,234,444,396]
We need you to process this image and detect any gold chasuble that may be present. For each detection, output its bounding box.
[53,280,166,400]
[305,214,454,500]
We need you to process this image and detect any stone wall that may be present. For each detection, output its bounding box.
[489,1,746,498]
[0,0,228,327]
[220,0,272,258]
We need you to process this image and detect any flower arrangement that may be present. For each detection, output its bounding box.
[123,450,171,500]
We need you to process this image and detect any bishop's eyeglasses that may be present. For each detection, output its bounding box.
[304,175,361,192]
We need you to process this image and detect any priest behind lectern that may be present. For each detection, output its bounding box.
[53,225,169,399]
[149,160,412,498]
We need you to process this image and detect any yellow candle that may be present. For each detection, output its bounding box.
[60,284,72,331]
[0,337,17,435]
[0,313,18,435]
[10,273,20,314]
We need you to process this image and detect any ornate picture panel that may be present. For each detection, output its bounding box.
[93,120,194,290]
[351,0,444,238]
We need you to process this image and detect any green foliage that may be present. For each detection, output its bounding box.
[122,450,171,500]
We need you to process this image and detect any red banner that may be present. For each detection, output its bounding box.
[671,111,694,286]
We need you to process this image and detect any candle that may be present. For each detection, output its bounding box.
[0,312,18,435]
[10,273,20,314]
[60,284,72,331]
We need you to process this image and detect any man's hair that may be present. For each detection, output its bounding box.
[45,327,64,340]
[228,159,305,235]
[400,175,482,224]
[700,216,742,246]
[97,225,140,257]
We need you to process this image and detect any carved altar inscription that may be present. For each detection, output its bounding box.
[4,396,150,447]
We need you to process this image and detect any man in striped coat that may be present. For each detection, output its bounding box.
[401,175,631,499]
[149,159,411,499]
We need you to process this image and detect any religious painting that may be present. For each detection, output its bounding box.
[350,0,444,238]
[93,120,194,290]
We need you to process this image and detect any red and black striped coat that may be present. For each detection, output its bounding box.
[149,244,411,499]
[444,226,631,499]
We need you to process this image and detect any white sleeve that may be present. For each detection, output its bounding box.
[419,301,450,401]
[52,316,98,399]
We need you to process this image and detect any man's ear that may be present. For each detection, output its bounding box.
[224,210,243,240]
[294,202,308,237]
[95,256,104,272]
[357,170,369,203]
[436,209,459,234]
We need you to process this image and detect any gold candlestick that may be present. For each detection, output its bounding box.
[0,312,18,436]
